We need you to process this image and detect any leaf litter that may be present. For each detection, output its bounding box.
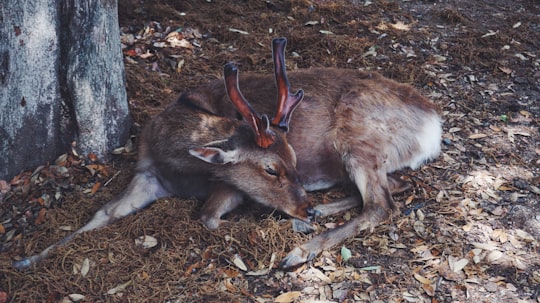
[1,0,540,302]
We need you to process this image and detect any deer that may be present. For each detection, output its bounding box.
[12,37,442,271]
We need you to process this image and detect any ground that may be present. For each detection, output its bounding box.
[1,0,539,302]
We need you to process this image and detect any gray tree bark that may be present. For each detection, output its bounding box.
[0,0,131,180]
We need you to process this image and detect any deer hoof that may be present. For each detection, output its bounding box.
[291,219,316,234]
[280,246,317,269]
[13,257,34,271]
[201,216,230,230]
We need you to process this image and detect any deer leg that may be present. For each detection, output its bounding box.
[313,196,361,216]
[281,203,390,268]
[291,196,361,233]
[282,166,396,268]
[199,183,244,230]
[388,173,412,194]
[13,171,170,270]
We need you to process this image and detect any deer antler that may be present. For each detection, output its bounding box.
[271,37,304,132]
[224,63,276,148]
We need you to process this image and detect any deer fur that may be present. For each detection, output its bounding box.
[13,38,441,270]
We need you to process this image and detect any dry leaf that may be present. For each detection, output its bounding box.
[422,282,435,297]
[489,125,501,132]
[223,278,237,292]
[499,66,512,74]
[80,258,90,277]
[274,291,301,303]
[135,235,158,249]
[34,208,47,225]
[319,30,334,35]
[88,153,98,162]
[231,254,247,271]
[481,30,497,38]
[228,28,249,35]
[519,110,532,118]
[448,256,468,272]
[390,21,411,31]
[107,280,132,295]
[91,182,101,195]
[515,229,535,242]
[468,133,488,139]
[472,242,500,251]
[486,250,504,262]
[67,294,86,302]
[437,261,465,281]
[414,273,431,284]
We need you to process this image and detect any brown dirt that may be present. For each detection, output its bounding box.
[1,0,539,302]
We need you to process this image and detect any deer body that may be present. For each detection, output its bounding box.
[13,38,441,270]
[140,67,441,267]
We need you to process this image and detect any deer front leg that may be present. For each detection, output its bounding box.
[199,182,244,230]
[291,196,360,233]
[282,168,396,268]
[388,173,412,194]
[281,203,390,268]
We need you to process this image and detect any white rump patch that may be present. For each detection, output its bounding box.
[409,114,442,169]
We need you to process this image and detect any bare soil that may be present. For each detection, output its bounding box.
[1,0,539,302]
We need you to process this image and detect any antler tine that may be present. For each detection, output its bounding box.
[223,63,276,148]
[271,37,305,132]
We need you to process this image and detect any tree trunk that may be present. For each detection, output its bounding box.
[0,0,131,180]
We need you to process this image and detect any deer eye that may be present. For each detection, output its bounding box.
[264,166,279,177]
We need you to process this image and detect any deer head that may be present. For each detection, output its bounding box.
[187,42,312,223]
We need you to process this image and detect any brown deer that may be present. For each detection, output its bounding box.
[12,40,312,270]
[13,37,441,270]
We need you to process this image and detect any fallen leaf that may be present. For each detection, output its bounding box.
[68,294,86,302]
[448,256,468,273]
[0,180,9,193]
[107,280,132,295]
[34,208,47,225]
[80,258,90,277]
[499,66,512,74]
[88,153,98,162]
[422,282,435,297]
[319,30,334,35]
[341,246,352,262]
[481,30,497,38]
[437,261,465,281]
[468,133,488,139]
[472,242,499,251]
[90,182,101,195]
[274,291,301,303]
[223,268,240,278]
[515,229,535,242]
[135,235,158,249]
[231,254,247,271]
[414,273,431,284]
[228,28,249,35]
[223,278,237,292]
[486,250,503,263]
[519,110,532,118]
[390,21,411,31]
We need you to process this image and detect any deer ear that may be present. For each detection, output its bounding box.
[189,147,239,165]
